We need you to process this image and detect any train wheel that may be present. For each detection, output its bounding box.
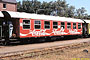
[3,40,10,46]
[38,38,45,43]
[41,38,46,42]
[20,39,25,44]
[45,37,52,42]
[20,39,28,44]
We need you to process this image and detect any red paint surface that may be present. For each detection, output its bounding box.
[19,18,82,38]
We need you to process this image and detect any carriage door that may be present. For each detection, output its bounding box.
[8,21,13,38]
[82,23,88,36]
[2,21,13,39]
[0,26,2,39]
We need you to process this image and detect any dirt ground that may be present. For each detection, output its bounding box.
[1,38,90,60]
[24,44,90,60]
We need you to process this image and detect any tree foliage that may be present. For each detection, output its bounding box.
[17,0,89,19]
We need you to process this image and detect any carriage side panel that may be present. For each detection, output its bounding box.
[19,18,83,38]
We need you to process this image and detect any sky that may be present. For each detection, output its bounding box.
[16,0,90,15]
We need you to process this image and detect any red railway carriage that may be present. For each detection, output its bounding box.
[2,11,84,38]
[20,18,83,38]
[0,11,84,45]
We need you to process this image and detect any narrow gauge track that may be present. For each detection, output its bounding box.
[0,38,90,53]
[0,37,81,48]
[0,37,88,47]
[0,41,90,60]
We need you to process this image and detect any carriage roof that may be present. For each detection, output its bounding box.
[84,20,90,23]
[3,11,84,23]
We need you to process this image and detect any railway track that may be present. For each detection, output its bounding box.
[0,41,90,60]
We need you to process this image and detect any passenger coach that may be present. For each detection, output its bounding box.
[0,11,84,45]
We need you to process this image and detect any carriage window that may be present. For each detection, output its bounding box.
[53,22,58,29]
[73,23,76,29]
[78,23,81,29]
[34,20,41,29]
[67,23,71,29]
[23,20,30,29]
[3,4,6,8]
[61,22,65,29]
[44,21,50,29]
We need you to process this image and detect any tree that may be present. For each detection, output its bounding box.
[17,0,89,19]
[76,7,87,19]
[17,1,23,12]
[67,6,75,17]
[17,0,41,13]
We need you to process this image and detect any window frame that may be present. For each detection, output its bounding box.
[53,21,58,29]
[73,23,76,29]
[67,22,71,29]
[61,22,65,29]
[23,20,30,29]
[44,21,50,29]
[34,20,41,29]
[78,23,81,29]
